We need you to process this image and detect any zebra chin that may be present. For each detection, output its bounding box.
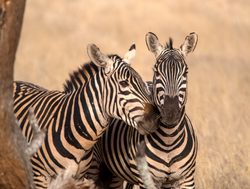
[160,116,180,126]
[160,107,184,126]
[136,103,160,135]
[159,95,184,126]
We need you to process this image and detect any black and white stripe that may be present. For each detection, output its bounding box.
[13,44,157,188]
[86,33,198,188]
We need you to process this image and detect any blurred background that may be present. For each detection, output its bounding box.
[15,0,250,188]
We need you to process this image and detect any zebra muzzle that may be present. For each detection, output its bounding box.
[160,105,183,126]
[136,103,160,135]
[160,95,182,126]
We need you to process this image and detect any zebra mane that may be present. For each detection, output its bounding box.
[63,54,121,93]
[63,62,99,93]
[166,38,173,50]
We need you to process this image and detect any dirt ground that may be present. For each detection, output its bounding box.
[15,0,250,188]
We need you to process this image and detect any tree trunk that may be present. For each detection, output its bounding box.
[0,0,33,188]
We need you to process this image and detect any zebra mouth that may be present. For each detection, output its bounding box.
[160,118,179,126]
[160,107,184,126]
[138,105,160,135]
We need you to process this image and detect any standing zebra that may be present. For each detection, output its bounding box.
[86,32,198,188]
[14,43,159,188]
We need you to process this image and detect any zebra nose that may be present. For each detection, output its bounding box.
[160,95,180,125]
[162,95,179,109]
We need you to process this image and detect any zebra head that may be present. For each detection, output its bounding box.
[87,44,159,134]
[145,32,198,126]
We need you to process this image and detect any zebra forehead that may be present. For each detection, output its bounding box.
[106,55,143,81]
[159,50,183,60]
[128,67,146,86]
[156,52,186,69]
[105,54,146,89]
[122,66,146,88]
[108,54,122,62]
[113,60,141,78]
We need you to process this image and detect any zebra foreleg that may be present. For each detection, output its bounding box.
[104,175,124,189]
[31,158,52,189]
[169,175,195,189]
[124,182,136,189]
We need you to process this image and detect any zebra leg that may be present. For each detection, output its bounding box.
[91,163,124,189]
[83,159,100,184]
[124,182,136,189]
[76,149,94,180]
[31,153,53,188]
[106,175,124,189]
[88,162,124,189]
[86,160,124,189]
[175,175,195,189]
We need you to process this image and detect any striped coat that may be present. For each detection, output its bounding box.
[86,32,199,188]
[14,44,158,188]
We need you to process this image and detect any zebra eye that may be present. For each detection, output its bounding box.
[119,80,129,88]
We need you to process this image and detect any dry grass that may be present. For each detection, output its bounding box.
[15,0,250,188]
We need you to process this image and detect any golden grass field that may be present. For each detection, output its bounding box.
[15,0,250,188]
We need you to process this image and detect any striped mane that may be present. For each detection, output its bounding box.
[63,62,99,93]
[166,38,173,49]
[63,55,121,93]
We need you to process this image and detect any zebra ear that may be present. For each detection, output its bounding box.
[145,32,164,57]
[87,44,113,72]
[123,43,136,65]
[180,32,198,56]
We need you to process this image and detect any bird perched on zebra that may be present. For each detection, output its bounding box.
[13,43,159,188]
[85,32,198,189]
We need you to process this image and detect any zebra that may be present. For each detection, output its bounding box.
[86,32,198,189]
[13,43,160,188]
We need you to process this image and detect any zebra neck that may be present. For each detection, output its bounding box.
[146,111,186,146]
[81,71,109,134]
[63,72,110,152]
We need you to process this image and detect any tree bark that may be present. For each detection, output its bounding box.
[0,0,33,188]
